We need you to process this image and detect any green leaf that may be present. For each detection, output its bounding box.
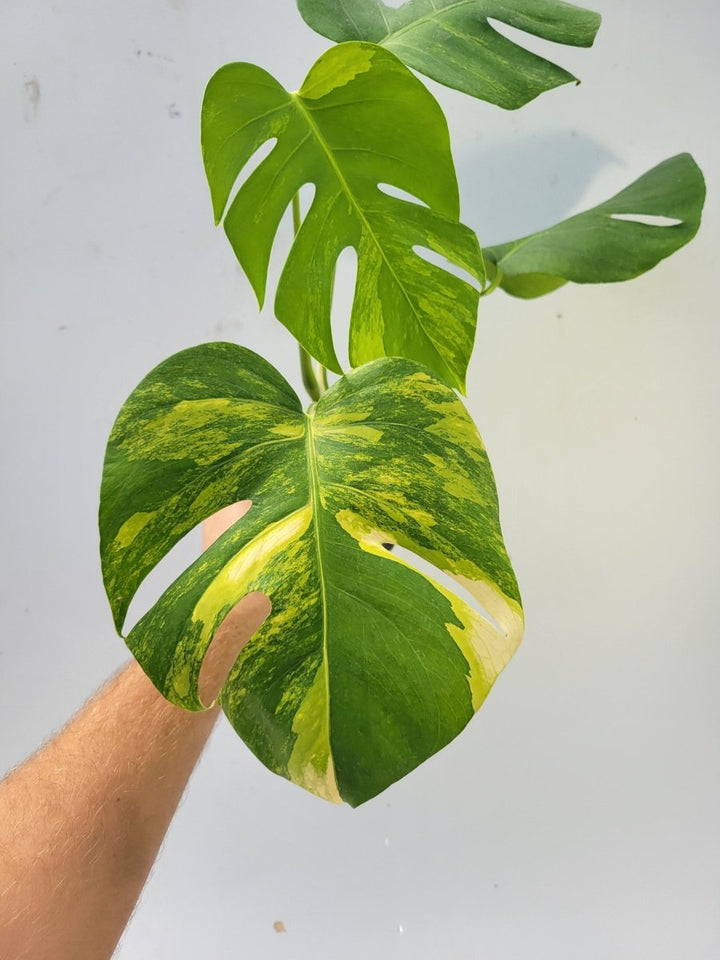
[100,342,523,806]
[484,154,706,299]
[297,0,601,109]
[201,42,484,393]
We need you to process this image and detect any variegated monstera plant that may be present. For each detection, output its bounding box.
[99,0,705,807]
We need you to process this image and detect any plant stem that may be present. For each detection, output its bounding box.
[300,347,321,402]
[292,193,327,403]
[479,259,503,298]
[316,361,329,392]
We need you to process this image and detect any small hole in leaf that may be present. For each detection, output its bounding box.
[287,181,317,235]
[610,213,682,227]
[383,542,505,636]
[225,138,277,216]
[124,522,204,634]
[486,16,561,60]
[330,245,358,372]
[123,501,252,635]
[413,245,483,293]
[377,183,429,209]
[297,181,316,219]
[266,183,317,314]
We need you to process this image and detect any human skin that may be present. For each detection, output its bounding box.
[0,503,269,960]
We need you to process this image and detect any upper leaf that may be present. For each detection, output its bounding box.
[100,343,523,806]
[484,154,706,298]
[297,0,601,109]
[202,42,484,393]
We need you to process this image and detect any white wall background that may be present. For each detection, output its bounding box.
[2,1,719,957]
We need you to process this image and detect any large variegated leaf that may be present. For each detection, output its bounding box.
[484,154,706,298]
[100,343,523,806]
[297,0,601,109]
[201,42,484,392]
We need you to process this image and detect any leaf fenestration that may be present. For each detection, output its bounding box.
[297,0,601,109]
[484,154,706,298]
[202,42,485,392]
[100,343,523,806]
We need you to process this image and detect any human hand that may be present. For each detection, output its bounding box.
[198,501,271,706]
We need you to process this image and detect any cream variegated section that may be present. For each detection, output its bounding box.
[100,343,523,806]
[287,662,341,804]
[114,511,155,549]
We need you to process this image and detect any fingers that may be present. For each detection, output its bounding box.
[201,500,252,549]
[198,500,269,706]
[198,592,271,706]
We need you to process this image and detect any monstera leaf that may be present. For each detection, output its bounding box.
[297,0,601,109]
[202,42,484,393]
[100,343,523,806]
[484,154,706,298]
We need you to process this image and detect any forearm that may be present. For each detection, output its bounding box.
[0,660,220,960]
[0,504,262,960]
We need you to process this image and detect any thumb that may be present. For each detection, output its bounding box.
[198,501,271,706]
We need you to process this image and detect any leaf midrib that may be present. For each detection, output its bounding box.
[494,206,623,268]
[304,410,333,768]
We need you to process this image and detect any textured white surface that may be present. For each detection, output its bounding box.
[2,1,719,957]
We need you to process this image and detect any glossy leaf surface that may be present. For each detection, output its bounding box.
[484,154,706,298]
[100,343,523,806]
[297,0,601,109]
[202,42,484,392]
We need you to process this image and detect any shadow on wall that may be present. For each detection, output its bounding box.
[326,134,617,373]
[456,131,617,244]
